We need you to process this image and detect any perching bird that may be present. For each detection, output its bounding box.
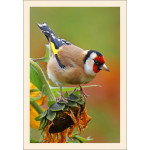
[37,22,110,102]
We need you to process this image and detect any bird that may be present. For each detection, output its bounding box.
[37,22,110,102]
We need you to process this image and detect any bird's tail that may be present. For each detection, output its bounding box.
[37,22,69,51]
[37,22,55,42]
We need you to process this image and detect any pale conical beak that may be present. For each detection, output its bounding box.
[101,64,110,72]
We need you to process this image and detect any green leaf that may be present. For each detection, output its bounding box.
[64,106,69,111]
[32,45,50,63]
[46,109,56,121]
[39,133,44,142]
[30,101,44,114]
[30,64,42,91]
[68,93,80,101]
[34,114,42,121]
[39,117,47,130]
[42,44,50,63]
[40,110,47,119]
[47,100,58,108]
[72,90,80,96]
[56,112,60,118]
[74,136,87,143]
[64,91,69,97]
[58,100,67,104]
[52,91,60,97]
[30,96,42,102]
[67,101,78,107]
[67,134,93,143]
[76,99,84,105]
[67,137,81,143]
[30,59,56,108]
[71,135,93,143]
[30,138,39,143]
[50,102,65,111]
[30,88,40,92]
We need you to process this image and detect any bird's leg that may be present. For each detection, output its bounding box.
[56,86,68,103]
[78,84,88,101]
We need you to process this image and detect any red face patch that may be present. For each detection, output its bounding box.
[93,64,100,73]
[93,56,105,73]
[94,56,105,64]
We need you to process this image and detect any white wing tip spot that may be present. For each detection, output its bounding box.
[38,23,47,27]
[37,23,42,27]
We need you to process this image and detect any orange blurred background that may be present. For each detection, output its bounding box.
[30,7,120,143]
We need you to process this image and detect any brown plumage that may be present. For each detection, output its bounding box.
[47,45,95,86]
[37,23,110,102]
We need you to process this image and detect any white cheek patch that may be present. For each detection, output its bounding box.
[84,52,97,76]
[84,58,96,76]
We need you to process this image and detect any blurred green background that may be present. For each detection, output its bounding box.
[30,7,120,143]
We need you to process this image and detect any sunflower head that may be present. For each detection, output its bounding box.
[38,90,91,143]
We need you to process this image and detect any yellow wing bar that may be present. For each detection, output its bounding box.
[51,42,58,55]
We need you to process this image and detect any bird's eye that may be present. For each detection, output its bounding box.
[94,60,99,65]
[94,60,98,63]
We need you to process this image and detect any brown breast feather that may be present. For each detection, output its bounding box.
[47,45,95,85]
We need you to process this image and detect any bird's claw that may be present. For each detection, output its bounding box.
[76,88,88,102]
[56,96,68,103]
[81,92,87,102]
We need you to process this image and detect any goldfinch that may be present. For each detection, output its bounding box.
[37,23,110,102]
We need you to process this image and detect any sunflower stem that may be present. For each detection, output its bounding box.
[30,101,44,114]
[30,59,56,107]
[32,57,45,62]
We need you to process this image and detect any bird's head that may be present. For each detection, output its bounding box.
[84,50,110,76]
